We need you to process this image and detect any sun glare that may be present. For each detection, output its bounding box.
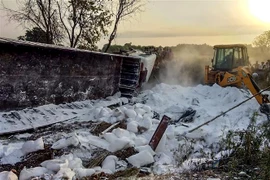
[248,0,270,23]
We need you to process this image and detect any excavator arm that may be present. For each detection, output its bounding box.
[211,66,270,114]
[240,71,270,105]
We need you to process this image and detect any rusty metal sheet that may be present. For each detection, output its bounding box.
[149,115,171,151]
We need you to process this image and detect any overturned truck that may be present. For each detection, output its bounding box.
[0,38,156,110]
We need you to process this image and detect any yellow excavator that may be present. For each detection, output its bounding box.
[204,44,270,114]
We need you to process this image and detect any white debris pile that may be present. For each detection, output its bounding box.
[0,83,267,179]
[1,137,44,165]
[127,150,155,167]
[19,167,50,180]
[51,133,80,150]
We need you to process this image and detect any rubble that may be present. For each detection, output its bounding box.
[0,83,266,179]
[0,144,64,175]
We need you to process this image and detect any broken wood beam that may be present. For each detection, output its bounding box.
[148,115,171,151]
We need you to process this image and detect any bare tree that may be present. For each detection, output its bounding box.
[104,0,144,52]
[2,0,112,48]
[2,0,62,44]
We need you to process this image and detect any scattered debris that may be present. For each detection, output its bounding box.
[99,122,121,137]
[1,83,268,179]
[176,107,196,123]
[0,144,64,175]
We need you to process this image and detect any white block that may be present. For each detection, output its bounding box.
[126,150,154,167]
[19,167,48,180]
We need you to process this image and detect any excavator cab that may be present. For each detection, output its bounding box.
[211,44,250,71]
[205,44,251,85]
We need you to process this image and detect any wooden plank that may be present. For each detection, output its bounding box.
[149,115,171,151]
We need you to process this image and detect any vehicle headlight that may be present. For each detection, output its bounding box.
[252,73,259,79]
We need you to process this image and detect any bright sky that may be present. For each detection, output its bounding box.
[0,0,270,47]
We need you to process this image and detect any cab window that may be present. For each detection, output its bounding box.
[214,48,233,70]
[243,48,249,65]
[233,47,244,68]
[233,48,239,68]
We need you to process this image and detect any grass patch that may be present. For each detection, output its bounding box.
[219,112,270,179]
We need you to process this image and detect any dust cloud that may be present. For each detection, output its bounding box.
[146,45,269,89]
[147,45,213,88]
[247,47,270,65]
